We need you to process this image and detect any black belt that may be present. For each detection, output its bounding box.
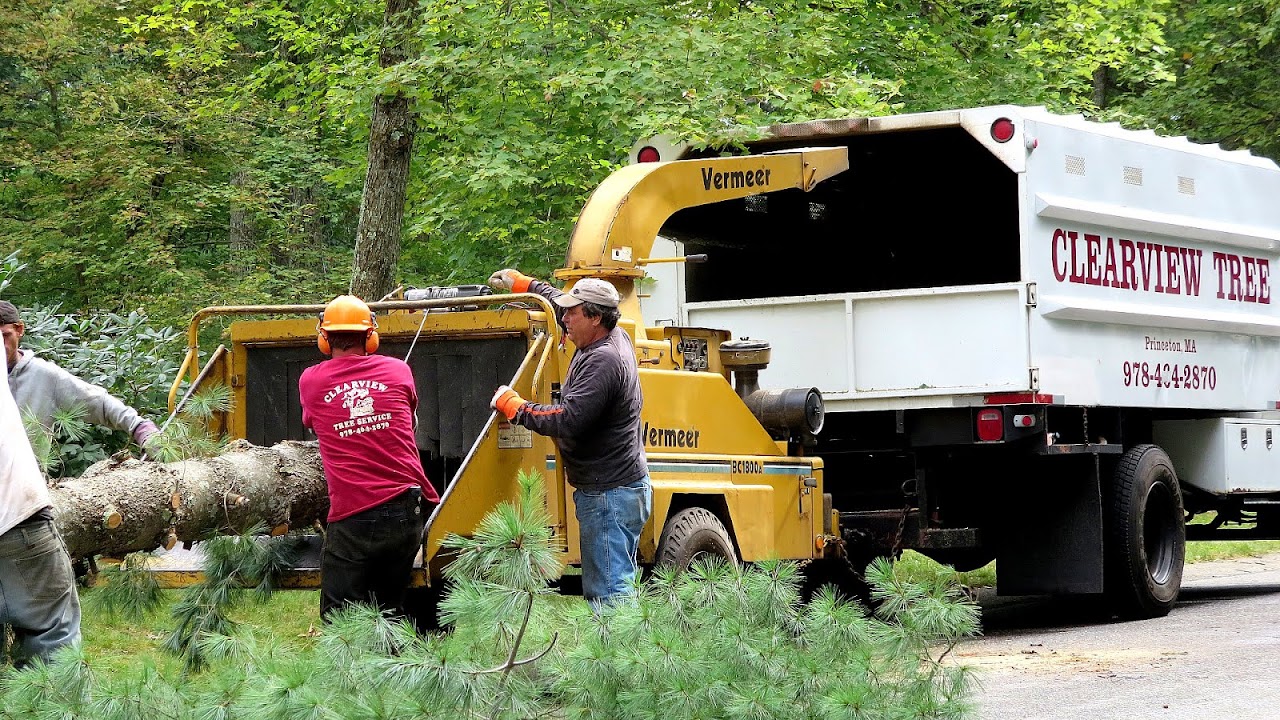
[15,507,54,528]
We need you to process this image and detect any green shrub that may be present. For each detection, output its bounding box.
[2,471,980,719]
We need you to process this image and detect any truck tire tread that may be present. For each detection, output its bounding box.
[1105,443,1185,619]
[656,507,737,569]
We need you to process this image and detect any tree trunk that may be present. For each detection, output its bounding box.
[229,169,255,274]
[350,0,417,301]
[1092,65,1110,109]
[50,440,328,560]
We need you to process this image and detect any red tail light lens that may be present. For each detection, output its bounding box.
[636,146,662,163]
[990,118,1015,143]
[976,409,1004,441]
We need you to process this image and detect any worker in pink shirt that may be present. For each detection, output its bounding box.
[299,295,439,621]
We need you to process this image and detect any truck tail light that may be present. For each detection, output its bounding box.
[990,118,1015,143]
[983,393,1059,405]
[636,146,661,163]
[1013,414,1036,428]
[977,409,1004,441]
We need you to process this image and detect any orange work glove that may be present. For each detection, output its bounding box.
[490,385,527,419]
[487,268,533,293]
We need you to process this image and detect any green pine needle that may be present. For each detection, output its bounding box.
[84,553,164,622]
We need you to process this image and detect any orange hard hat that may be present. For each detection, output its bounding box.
[317,295,379,355]
[320,295,375,332]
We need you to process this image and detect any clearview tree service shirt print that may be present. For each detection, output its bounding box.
[298,354,436,522]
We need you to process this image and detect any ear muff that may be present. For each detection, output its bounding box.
[364,314,380,354]
[316,314,331,355]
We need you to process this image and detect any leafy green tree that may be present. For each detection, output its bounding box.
[0,0,370,325]
[977,0,1173,109]
[397,0,908,284]
[1126,0,1280,161]
[0,0,214,320]
[1,0,1272,315]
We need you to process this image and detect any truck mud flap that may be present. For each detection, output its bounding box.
[997,453,1105,595]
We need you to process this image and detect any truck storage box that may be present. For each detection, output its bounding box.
[1154,417,1280,494]
[643,106,1280,415]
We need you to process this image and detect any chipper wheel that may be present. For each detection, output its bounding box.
[1105,444,1185,619]
[655,507,737,569]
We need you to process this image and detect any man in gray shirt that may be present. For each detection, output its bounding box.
[0,356,81,666]
[0,300,160,449]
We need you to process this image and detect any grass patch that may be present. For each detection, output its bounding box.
[1185,511,1280,563]
[79,584,320,676]
[1186,539,1280,563]
[895,551,996,588]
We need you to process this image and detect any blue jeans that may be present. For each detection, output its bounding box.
[574,476,652,608]
[0,518,81,665]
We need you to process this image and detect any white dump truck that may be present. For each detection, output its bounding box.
[632,105,1280,618]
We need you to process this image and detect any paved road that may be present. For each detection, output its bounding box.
[959,553,1280,719]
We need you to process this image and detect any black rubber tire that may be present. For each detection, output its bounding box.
[656,507,737,569]
[1105,444,1185,619]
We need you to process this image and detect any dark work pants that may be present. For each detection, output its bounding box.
[320,488,426,621]
[0,518,81,665]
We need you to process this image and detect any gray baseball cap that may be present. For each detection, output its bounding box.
[554,278,620,309]
[0,300,19,325]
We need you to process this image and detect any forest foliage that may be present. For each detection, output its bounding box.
[3,0,1277,327]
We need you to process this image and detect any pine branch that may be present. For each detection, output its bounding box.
[83,553,164,622]
[162,527,304,670]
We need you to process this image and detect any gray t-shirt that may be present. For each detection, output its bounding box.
[9,350,143,435]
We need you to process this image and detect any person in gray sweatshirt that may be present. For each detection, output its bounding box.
[0,356,81,666]
[0,300,160,449]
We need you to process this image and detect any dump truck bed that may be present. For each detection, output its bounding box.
[641,105,1280,413]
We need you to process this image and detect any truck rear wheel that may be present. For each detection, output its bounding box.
[656,507,737,569]
[1105,444,1185,619]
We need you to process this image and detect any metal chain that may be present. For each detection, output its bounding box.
[890,500,912,556]
[890,477,918,555]
[825,477,917,582]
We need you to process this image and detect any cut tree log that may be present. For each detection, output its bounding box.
[50,440,328,560]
